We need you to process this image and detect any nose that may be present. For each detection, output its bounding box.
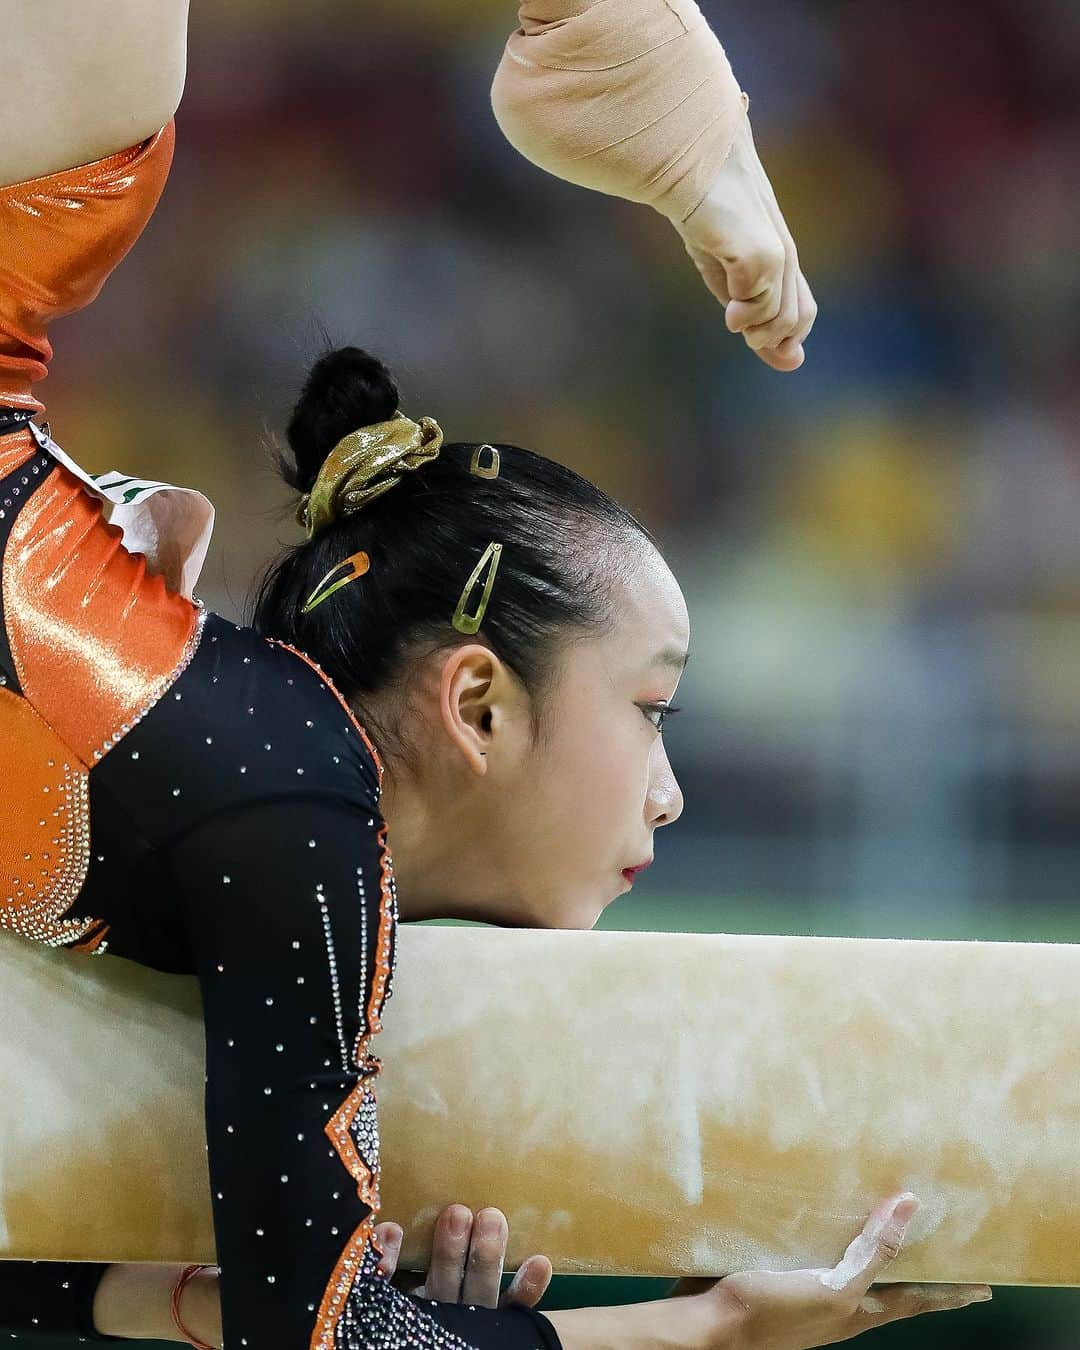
[647,751,684,827]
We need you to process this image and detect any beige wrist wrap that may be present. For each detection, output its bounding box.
[490,0,750,224]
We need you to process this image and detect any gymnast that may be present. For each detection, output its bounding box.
[0,1,987,1346]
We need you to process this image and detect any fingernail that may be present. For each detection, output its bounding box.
[970,1288,993,1302]
[449,1208,471,1237]
[893,1193,920,1226]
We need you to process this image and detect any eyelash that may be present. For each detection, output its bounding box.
[641,702,683,734]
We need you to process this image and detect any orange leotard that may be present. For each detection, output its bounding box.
[0,121,198,953]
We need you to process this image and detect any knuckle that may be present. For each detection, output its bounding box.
[878,1232,903,1263]
[752,307,798,348]
[746,322,780,351]
[714,1280,753,1326]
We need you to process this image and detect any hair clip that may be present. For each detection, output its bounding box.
[469,444,500,479]
[452,541,502,635]
[301,550,370,614]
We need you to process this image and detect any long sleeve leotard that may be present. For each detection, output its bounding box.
[0,125,561,1350]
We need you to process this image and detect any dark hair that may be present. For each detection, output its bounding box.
[249,346,655,768]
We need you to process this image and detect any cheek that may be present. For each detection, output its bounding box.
[541,714,646,844]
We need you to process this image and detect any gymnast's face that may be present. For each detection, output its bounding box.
[379,539,688,929]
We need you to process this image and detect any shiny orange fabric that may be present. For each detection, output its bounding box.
[0,686,104,948]
[3,462,201,766]
[1,119,189,947]
[0,427,36,484]
[0,120,175,427]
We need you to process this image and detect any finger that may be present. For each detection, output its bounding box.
[741,241,799,354]
[791,267,818,345]
[461,1207,508,1308]
[750,165,817,369]
[722,229,785,334]
[860,1282,993,1325]
[374,1222,403,1279]
[825,1193,920,1297]
[499,1255,553,1309]
[761,269,818,367]
[424,1205,473,1302]
[754,340,805,372]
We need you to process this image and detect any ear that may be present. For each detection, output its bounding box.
[437,644,504,775]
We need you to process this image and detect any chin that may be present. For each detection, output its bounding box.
[502,885,608,931]
[509,901,599,931]
[563,899,606,931]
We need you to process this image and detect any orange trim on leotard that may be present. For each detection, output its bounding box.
[264,637,387,791]
[312,886,397,1349]
[265,641,402,1350]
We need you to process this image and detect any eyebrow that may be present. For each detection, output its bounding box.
[653,646,690,671]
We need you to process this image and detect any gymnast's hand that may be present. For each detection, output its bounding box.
[375,1203,554,1308]
[674,114,817,374]
[666,1192,992,1348]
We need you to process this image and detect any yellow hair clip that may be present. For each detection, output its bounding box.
[469,443,500,479]
[452,541,503,635]
[300,549,370,614]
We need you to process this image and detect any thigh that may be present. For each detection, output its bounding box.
[0,0,188,187]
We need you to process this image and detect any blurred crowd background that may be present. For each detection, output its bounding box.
[35,0,1079,1341]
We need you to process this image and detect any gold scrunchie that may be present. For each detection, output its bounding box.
[295,410,444,539]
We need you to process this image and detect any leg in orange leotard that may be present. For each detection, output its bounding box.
[0,120,204,952]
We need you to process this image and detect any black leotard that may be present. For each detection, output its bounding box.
[0,126,561,1350]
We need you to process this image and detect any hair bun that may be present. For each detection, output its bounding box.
[284,346,400,492]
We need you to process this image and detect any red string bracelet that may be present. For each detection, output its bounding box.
[170,1264,219,1350]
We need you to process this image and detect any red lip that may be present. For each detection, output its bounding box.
[621,858,653,882]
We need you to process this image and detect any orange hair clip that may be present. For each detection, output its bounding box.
[300,549,371,614]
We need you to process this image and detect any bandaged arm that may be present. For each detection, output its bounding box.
[490,0,749,225]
